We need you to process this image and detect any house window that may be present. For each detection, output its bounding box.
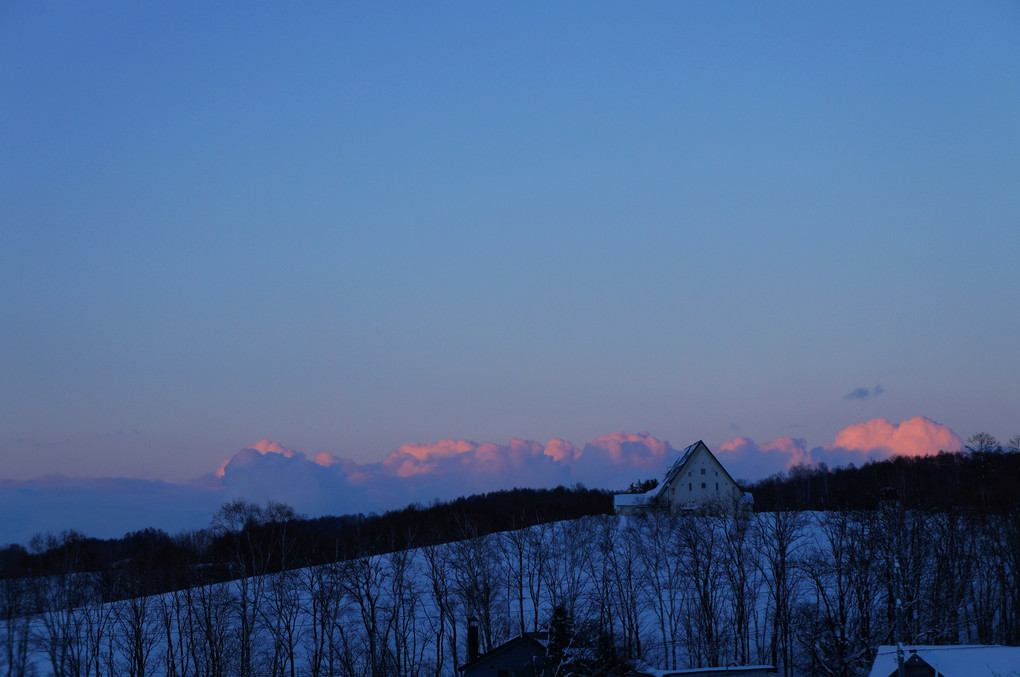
[688,471,692,477]
[689,483,692,491]
[701,468,706,475]
[716,482,719,490]
[701,482,706,489]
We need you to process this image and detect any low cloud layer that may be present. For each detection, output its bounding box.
[0,418,964,546]
[0,477,220,547]
[215,431,675,517]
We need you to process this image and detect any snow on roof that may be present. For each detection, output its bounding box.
[666,441,701,477]
[613,489,656,507]
[868,645,1020,677]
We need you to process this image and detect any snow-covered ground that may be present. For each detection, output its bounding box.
[3,509,1015,676]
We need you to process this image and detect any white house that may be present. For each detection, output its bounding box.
[614,440,745,515]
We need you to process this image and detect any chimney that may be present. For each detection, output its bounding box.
[467,616,479,662]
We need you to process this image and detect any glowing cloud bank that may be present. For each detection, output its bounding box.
[0,418,964,545]
[717,416,963,480]
[830,417,962,458]
[214,432,673,514]
[214,419,962,517]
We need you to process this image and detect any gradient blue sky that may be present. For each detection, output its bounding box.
[2,1,1018,488]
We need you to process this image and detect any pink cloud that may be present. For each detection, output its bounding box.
[1,420,966,544]
[250,440,295,456]
[579,431,672,468]
[718,417,963,480]
[208,420,963,519]
[216,439,304,477]
[718,436,810,479]
[561,431,676,489]
[210,431,680,516]
[544,438,579,463]
[828,416,961,458]
[379,438,566,485]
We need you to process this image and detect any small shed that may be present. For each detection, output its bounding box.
[459,633,548,677]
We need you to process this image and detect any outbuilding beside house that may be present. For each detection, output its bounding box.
[458,632,547,677]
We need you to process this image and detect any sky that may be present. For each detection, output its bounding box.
[1,2,1018,544]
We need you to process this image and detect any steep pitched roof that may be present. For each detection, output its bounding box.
[654,440,742,501]
[458,633,548,674]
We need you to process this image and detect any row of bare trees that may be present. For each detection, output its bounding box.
[4,502,1019,677]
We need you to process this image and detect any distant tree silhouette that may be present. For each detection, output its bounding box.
[966,432,1001,454]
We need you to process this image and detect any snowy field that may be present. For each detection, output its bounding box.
[3,508,1017,676]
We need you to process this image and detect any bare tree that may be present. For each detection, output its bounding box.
[498,519,531,637]
[113,571,161,677]
[966,432,1001,453]
[340,554,390,676]
[874,502,931,646]
[30,531,84,677]
[542,518,595,626]
[448,519,500,656]
[301,559,345,677]
[526,521,552,634]
[755,509,806,677]
[676,512,725,669]
[186,575,238,677]
[155,585,193,677]
[421,541,455,675]
[967,525,1000,644]
[583,517,621,651]
[925,510,974,644]
[982,509,1020,644]
[210,500,296,677]
[721,502,761,667]
[77,570,118,677]
[633,510,686,669]
[260,567,304,677]
[385,545,426,676]
[603,518,646,661]
[1,574,32,677]
[795,511,882,677]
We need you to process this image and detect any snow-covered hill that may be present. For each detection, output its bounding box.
[4,508,1016,676]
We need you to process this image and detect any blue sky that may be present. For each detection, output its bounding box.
[2,1,1018,505]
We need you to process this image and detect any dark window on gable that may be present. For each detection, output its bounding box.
[701,468,706,475]
[689,483,692,491]
[716,482,719,490]
[701,482,706,489]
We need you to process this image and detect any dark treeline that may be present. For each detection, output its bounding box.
[747,448,1020,513]
[0,486,612,592]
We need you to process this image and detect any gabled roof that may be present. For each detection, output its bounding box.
[654,440,742,501]
[458,632,548,673]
